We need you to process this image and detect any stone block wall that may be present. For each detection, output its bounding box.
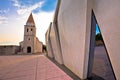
[0,46,20,55]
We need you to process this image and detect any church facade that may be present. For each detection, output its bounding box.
[0,13,43,55]
[20,13,43,54]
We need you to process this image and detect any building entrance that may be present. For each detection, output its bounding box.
[27,47,31,53]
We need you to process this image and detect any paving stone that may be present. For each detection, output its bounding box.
[0,55,73,80]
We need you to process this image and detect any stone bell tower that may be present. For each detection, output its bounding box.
[23,13,36,54]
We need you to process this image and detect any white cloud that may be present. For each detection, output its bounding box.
[0,9,10,14]
[11,0,44,15]
[0,16,8,25]
[11,0,20,7]
[0,16,8,20]
[17,1,44,15]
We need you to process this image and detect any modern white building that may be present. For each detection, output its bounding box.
[46,0,120,79]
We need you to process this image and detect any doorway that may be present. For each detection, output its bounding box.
[27,46,31,53]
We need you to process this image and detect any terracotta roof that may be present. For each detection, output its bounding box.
[26,13,35,25]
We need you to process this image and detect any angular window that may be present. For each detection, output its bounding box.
[88,11,116,80]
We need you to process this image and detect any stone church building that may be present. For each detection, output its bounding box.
[20,13,43,54]
[0,13,43,55]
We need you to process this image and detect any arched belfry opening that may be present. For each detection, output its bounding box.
[27,46,31,53]
[87,11,116,80]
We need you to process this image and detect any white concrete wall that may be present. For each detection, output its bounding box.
[49,22,63,64]
[93,0,120,79]
[45,29,49,54]
[45,24,54,58]
[57,0,92,79]
[46,0,120,79]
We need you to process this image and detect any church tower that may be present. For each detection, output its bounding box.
[23,13,36,54]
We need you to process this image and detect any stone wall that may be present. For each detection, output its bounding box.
[35,37,43,53]
[0,45,20,55]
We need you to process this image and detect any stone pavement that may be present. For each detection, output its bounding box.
[0,55,73,80]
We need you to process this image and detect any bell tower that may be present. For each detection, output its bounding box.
[23,13,36,54]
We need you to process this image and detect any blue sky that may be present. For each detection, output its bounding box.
[96,24,100,34]
[0,0,57,14]
[0,0,57,45]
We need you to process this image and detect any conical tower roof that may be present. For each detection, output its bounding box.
[26,13,35,25]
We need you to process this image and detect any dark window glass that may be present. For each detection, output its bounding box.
[27,28,29,32]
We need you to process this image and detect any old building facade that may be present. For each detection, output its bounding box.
[20,13,43,54]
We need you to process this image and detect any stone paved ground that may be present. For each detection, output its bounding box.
[0,55,73,80]
[0,46,116,80]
